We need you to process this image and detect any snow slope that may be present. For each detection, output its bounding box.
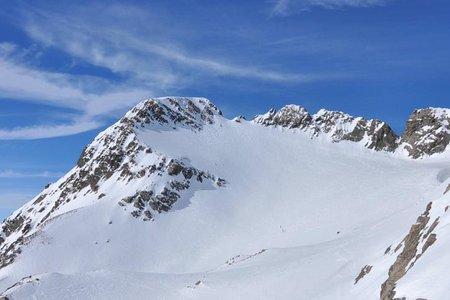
[1,97,450,300]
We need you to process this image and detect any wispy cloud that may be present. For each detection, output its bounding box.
[0,170,63,178]
[271,0,293,16]
[0,118,101,140]
[0,44,154,115]
[270,0,390,16]
[22,6,338,84]
[0,47,152,139]
[0,3,347,140]
[0,57,89,109]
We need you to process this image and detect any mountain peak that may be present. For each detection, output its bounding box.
[253,104,312,128]
[2,97,450,299]
[401,107,450,158]
[0,97,227,271]
[123,97,223,131]
[252,104,450,157]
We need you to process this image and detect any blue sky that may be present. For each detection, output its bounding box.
[0,0,450,219]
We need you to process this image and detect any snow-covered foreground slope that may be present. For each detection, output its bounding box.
[1,97,450,300]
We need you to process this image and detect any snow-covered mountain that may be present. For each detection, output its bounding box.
[1,97,450,300]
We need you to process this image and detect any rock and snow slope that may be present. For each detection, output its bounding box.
[1,97,450,300]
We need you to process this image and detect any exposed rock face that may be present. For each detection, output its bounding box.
[313,110,399,151]
[118,159,222,220]
[401,108,450,158]
[1,97,450,294]
[354,265,373,284]
[253,105,312,129]
[380,203,439,300]
[254,105,450,157]
[0,97,225,270]
[232,116,246,123]
[363,121,399,152]
[253,106,399,152]
[445,184,450,195]
[126,97,222,130]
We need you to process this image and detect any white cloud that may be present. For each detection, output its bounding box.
[0,58,88,109]
[21,5,341,84]
[0,56,153,115]
[0,170,63,178]
[0,118,101,140]
[0,4,347,140]
[271,0,293,16]
[0,42,17,55]
[270,0,389,16]
[0,53,152,139]
[0,46,342,139]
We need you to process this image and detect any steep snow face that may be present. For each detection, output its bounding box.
[0,97,225,270]
[1,97,450,300]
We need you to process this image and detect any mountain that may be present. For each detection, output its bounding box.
[253,105,450,157]
[0,97,450,300]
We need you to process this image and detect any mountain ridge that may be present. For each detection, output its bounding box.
[0,97,227,270]
[1,97,450,300]
[253,104,450,158]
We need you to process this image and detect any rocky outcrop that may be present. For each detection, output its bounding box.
[401,108,450,158]
[253,106,399,152]
[445,184,450,195]
[253,105,312,129]
[118,159,224,220]
[354,265,373,284]
[313,110,399,151]
[254,105,450,157]
[232,116,246,123]
[380,202,439,300]
[125,97,222,130]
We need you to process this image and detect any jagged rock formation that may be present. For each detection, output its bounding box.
[253,105,312,129]
[401,108,450,158]
[254,105,450,157]
[253,105,399,152]
[354,265,373,284]
[313,109,399,152]
[380,202,439,300]
[125,96,222,130]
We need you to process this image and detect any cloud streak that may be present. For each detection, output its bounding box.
[0,170,64,178]
[270,0,390,16]
[0,3,347,140]
[22,7,337,84]
[0,118,101,140]
[0,38,161,139]
[0,55,153,139]
[0,46,154,115]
